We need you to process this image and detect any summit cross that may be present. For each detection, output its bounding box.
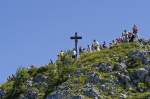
[70,32,82,55]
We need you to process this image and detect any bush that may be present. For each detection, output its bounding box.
[28,66,38,77]
[15,67,30,83]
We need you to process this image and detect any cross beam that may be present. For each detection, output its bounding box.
[70,32,82,55]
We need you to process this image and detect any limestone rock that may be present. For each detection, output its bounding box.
[131,68,149,83]
[46,92,63,99]
[25,88,39,99]
[114,63,127,71]
[88,72,101,84]
[117,73,130,83]
[34,74,48,85]
[120,93,127,99]
[83,84,100,98]
[97,63,113,72]
[145,75,150,82]
[145,65,150,73]
[71,95,83,99]
[74,69,83,77]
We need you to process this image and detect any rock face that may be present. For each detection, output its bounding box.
[114,63,127,71]
[25,89,39,99]
[145,75,150,82]
[74,69,83,77]
[83,84,100,98]
[100,82,116,92]
[1,42,150,99]
[46,92,63,99]
[145,65,150,73]
[129,50,150,65]
[71,95,83,99]
[34,74,48,85]
[131,68,149,83]
[46,93,83,99]
[118,73,131,85]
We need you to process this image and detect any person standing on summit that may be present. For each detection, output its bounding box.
[60,50,65,62]
[72,49,77,59]
[132,24,139,41]
[92,40,100,51]
[122,30,129,43]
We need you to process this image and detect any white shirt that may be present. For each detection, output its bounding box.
[73,50,77,55]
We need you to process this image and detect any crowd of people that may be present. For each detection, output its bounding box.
[58,24,139,62]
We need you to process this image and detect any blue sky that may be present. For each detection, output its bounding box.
[0,0,150,83]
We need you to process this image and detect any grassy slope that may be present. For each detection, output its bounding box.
[73,42,150,98]
[1,42,150,99]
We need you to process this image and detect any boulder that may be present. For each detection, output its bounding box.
[120,93,127,99]
[46,92,63,99]
[88,72,101,84]
[57,82,70,91]
[130,50,145,59]
[97,63,113,72]
[131,68,149,83]
[129,50,149,65]
[71,95,83,99]
[26,78,33,87]
[25,88,39,99]
[145,65,150,73]
[136,68,148,81]
[100,82,115,92]
[117,73,130,83]
[34,74,48,85]
[83,84,100,98]
[114,63,127,71]
[145,75,150,82]
[19,94,26,99]
[100,84,110,91]
[142,58,150,64]
[74,69,82,77]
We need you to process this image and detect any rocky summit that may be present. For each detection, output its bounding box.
[0,41,150,99]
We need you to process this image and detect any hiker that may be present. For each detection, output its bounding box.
[128,32,134,42]
[132,24,139,41]
[129,34,135,42]
[7,74,15,81]
[49,59,53,64]
[102,41,107,49]
[120,37,123,43]
[122,30,129,42]
[116,37,123,44]
[92,40,100,51]
[59,50,65,62]
[112,40,116,45]
[109,43,113,49]
[91,44,95,51]
[79,46,83,55]
[82,48,87,53]
[72,49,77,59]
[132,24,138,34]
[87,45,92,52]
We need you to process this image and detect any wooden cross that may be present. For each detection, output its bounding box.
[70,32,82,55]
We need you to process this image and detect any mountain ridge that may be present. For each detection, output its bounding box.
[0,40,150,99]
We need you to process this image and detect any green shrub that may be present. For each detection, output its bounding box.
[28,66,38,77]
